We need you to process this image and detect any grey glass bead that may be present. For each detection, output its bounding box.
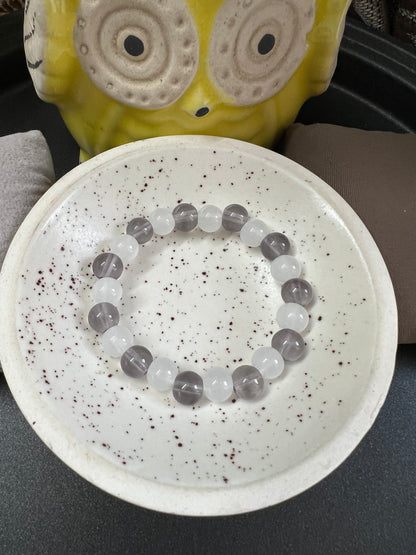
[222,204,249,232]
[172,371,204,405]
[121,345,153,378]
[92,252,123,279]
[88,302,119,333]
[271,328,305,361]
[232,365,264,400]
[172,203,198,231]
[126,217,154,244]
[281,278,313,306]
[260,232,290,260]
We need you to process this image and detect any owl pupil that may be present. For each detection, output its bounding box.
[124,35,144,57]
[257,34,275,55]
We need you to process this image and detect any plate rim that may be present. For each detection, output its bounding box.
[0,135,398,515]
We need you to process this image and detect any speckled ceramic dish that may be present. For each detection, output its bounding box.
[0,136,397,516]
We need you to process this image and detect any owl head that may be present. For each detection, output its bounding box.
[24,0,351,160]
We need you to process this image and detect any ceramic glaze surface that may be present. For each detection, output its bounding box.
[0,137,396,515]
[24,0,351,159]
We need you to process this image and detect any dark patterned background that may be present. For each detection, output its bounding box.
[351,0,416,46]
[0,0,415,48]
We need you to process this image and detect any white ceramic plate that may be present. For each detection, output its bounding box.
[0,136,397,516]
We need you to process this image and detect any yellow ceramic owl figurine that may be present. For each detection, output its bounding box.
[24,0,351,160]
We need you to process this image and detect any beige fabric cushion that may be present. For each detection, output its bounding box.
[0,130,55,266]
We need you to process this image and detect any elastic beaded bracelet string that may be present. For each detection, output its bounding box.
[87,203,313,406]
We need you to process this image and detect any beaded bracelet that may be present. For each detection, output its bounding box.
[87,203,313,406]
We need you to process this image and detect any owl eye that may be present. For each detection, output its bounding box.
[209,0,315,106]
[73,0,199,110]
[123,35,145,57]
[257,33,275,55]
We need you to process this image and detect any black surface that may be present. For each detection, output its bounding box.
[1,12,415,555]
[298,19,416,133]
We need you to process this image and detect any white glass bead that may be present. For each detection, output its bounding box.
[110,234,139,263]
[271,255,301,283]
[240,219,270,247]
[101,325,134,358]
[92,277,123,305]
[148,208,175,235]
[276,303,309,333]
[252,347,285,379]
[198,205,222,232]
[203,367,234,403]
[147,357,178,391]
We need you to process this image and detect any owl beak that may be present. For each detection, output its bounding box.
[180,83,215,118]
[194,107,210,118]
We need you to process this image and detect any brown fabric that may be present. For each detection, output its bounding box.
[284,123,416,344]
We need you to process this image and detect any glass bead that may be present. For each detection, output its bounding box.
[260,232,290,260]
[232,365,264,400]
[147,357,178,391]
[88,302,119,333]
[271,328,305,361]
[281,278,313,306]
[172,371,204,405]
[276,302,309,333]
[252,347,284,380]
[101,325,134,358]
[270,255,301,283]
[203,367,234,403]
[240,219,270,247]
[198,205,222,232]
[126,217,153,244]
[92,277,122,305]
[110,234,139,263]
[120,345,153,378]
[148,208,175,235]
[172,203,198,232]
[222,204,249,232]
[92,252,123,279]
